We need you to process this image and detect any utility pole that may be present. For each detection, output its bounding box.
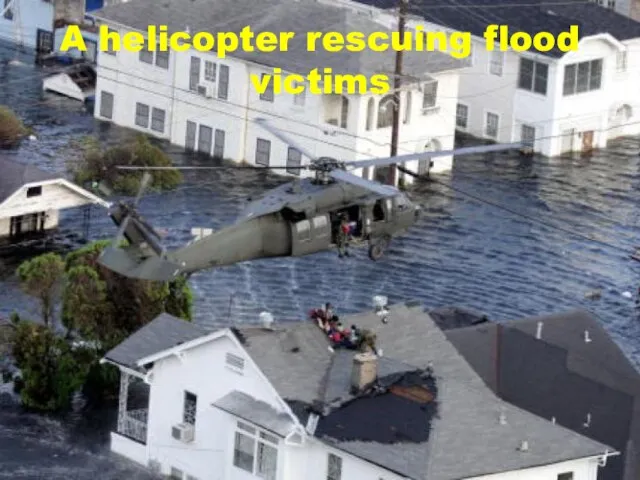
[388,0,408,186]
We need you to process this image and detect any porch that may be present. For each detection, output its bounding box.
[111,369,150,465]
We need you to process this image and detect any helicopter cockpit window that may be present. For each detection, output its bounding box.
[312,215,328,237]
[296,220,311,242]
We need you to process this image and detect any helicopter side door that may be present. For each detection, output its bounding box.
[370,198,394,235]
[291,214,331,256]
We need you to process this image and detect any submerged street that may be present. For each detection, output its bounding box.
[1,44,640,477]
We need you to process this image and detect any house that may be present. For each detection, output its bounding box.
[88,0,469,186]
[589,0,640,22]
[101,302,618,480]
[0,0,54,52]
[346,0,640,157]
[436,309,640,480]
[0,156,109,241]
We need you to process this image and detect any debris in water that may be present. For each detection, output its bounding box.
[622,291,633,299]
[584,290,601,300]
[28,134,36,141]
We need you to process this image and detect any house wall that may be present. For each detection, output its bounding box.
[0,0,54,49]
[94,23,463,182]
[54,26,99,62]
[467,456,601,480]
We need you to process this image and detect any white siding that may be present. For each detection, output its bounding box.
[0,0,54,49]
[467,456,601,480]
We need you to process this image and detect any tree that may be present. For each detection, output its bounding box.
[16,253,65,327]
[0,105,27,148]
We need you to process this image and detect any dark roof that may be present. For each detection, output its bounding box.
[93,0,466,77]
[354,0,640,57]
[103,313,208,371]
[0,156,57,204]
[445,309,640,480]
[237,303,612,480]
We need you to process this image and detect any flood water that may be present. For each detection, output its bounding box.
[1,44,640,477]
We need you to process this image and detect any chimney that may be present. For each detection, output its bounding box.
[536,322,543,339]
[351,352,377,392]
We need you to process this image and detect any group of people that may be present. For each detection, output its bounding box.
[310,302,362,349]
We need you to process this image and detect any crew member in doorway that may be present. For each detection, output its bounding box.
[337,215,351,258]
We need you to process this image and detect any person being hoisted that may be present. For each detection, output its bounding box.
[337,214,351,258]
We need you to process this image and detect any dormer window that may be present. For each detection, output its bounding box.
[27,186,42,197]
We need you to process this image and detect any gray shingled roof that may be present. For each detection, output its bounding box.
[445,309,640,480]
[236,303,613,480]
[103,313,208,371]
[212,390,296,437]
[0,156,57,204]
[92,0,467,78]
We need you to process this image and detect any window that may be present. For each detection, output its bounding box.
[198,125,212,154]
[260,73,274,102]
[213,129,225,158]
[287,147,302,175]
[456,103,468,129]
[135,103,149,128]
[294,87,305,106]
[189,56,201,91]
[225,352,244,371]
[139,49,153,64]
[422,81,438,110]
[377,95,394,129]
[327,453,342,480]
[256,138,271,166]
[403,91,412,124]
[617,51,627,72]
[296,220,311,241]
[563,59,602,96]
[185,120,196,151]
[485,112,499,138]
[517,58,549,95]
[155,50,169,69]
[3,0,12,20]
[151,107,165,133]
[490,50,504,76]
[218,65,229,100]
[557,473,574,480]
[366,97,375,131]
[521,124,535,147]
[100,91,114,119]
[26,186,42,197]
[183,391,197,425]
[233,422,278,480]
[204,61,216,81]
[340,95,348,129]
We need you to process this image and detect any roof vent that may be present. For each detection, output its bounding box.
[351,352,377,392]
[306,413,319,435]
[499,411,507,425]
[260,311,274,329]
[584,413,591,428]
[518,440,529,452]
[551,416,556,424]
[535,322,543,340]
[373,295,389,323]
[584,330,592,343]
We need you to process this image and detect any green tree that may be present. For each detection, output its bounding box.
[16,253,65,327]
[0,105,27,148]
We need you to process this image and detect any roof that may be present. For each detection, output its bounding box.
[444,309,640,480]
[212,390,296,437]
[354,0,640,58]
[91,0,467,78]
[235,303,613,480]
[0,156,58,204]
[102,313,208,372]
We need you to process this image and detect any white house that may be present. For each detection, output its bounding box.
[344,0,640,157]
[589,0,640,22]
[0,156,108,241]
[0,0,54,51]
[101,302,616,480]
[88,0,470,186]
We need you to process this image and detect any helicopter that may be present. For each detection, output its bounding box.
[97,118,521,281]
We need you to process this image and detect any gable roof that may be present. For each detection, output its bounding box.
[444,309,640,480]
[91,0,467,79]
[0,156,58,204]
[353,0,640,58]
[102,313,208,372]
[234,303,614,480]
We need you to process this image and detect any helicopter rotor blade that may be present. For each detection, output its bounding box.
[329,169,398,196]
[115,165,307,171]
[254,117,318,163]
[344,142,523,170]
[113,172,152,246]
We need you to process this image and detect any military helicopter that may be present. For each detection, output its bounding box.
[98,118,520,281]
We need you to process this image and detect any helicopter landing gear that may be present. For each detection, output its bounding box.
[368,236,390,261]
